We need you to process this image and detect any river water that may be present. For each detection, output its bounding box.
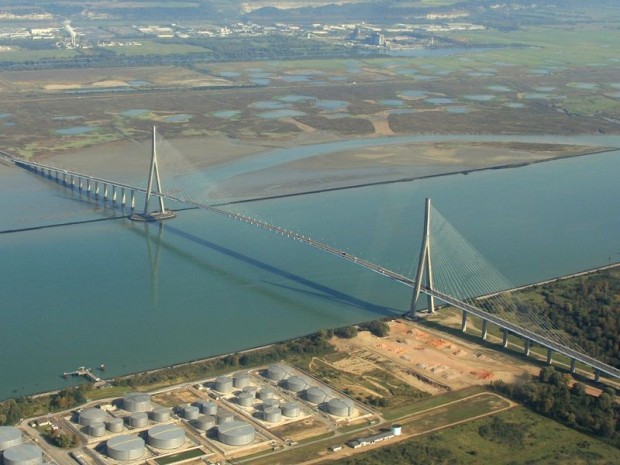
[1,134,619,400]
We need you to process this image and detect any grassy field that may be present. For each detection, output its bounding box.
[328,407,620,464]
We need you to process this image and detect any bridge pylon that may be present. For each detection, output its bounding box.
[130,126,176,222]
[409,197,435,318]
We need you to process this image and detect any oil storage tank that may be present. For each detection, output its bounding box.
[3,444,42,465]
[262,398,279,409]
[193,415,216,431]
[147,424,186,450]
[127,412,148,428]
[79,408,108,427]
[107,435,145,461]
[305,387,331,404]
[237,392,254,407]
[200,402,217,415]
[107,418,124,433]
[217,421,255,446]
[285,376,307,393]
[0,426,23,451]
[233,372,250,389]
[150,407,171,423]
[216,412,234,425]
[123,393,152,413]
[263,407,281,423]
[88,423,106,437]
[327,398,355,417]
[214,376,233,393]
[281,402,301,418]
[183,406,199,421]
[266,365,286,382]
[242,386,257,397]
[257,387,275,400]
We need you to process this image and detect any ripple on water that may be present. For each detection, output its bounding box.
[569,82,598,90]
[258,109,306,119]
[55,126,97,135]
[488,85,512,92]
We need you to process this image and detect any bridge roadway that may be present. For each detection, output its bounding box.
[13,157,620,381]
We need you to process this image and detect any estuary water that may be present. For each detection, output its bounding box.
[1,134,619,400]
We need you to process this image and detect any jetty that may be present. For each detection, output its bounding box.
[63,366,101,383]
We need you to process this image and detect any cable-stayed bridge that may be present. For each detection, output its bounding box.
[8,129,620,384]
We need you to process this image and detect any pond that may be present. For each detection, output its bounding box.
[258,109,306,119]
[55,126,97,135]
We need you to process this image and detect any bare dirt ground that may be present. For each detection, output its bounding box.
[331,319,537,393]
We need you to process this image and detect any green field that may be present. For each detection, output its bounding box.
[329,407,620,465]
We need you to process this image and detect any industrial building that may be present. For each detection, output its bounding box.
[347,425,402,449]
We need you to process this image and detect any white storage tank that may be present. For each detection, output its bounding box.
[262,398,279,409]
[106,418,124,433]
[147,424,186,450]
[258,387,275,400]
[123,393,152,413]
[281,402,301,418]
[150,407,171,423]
[233,372,251,388]
[327,398,355,417]
[216,412,234,424]
[200,402,217,415]
[0,426,23,451]
[237,392,254,407]
[392,424,402,436]
[127,412,148,428]
[193,415,216,431]
[263,407,281,423]
[107,435,145,461]
[242,386,257,397]
[285,376,307,393]
[266,364,286,381]
[305,387,331,404]
[217,421,255,446]
[88,423,106,437]
[3,445,42,465]
[79,408,108,426]
[214,376,233,393]
[183,406,200,421]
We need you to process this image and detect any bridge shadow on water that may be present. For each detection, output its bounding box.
[162,224,400,318]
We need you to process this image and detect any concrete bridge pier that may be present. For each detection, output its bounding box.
[502,329,509,348]
[130,190,136,212]
[570,358,577,374]
[62,171,67,185]
[103,183,109,201]
[461,310,468,332]
[94,181,99,198]
[594,370,601,383]
[86,179,91,195]
[546,348,553,365]
[112,185,117,205]
[70,174,75,189]
[481,319,488,340]
[120,188,126,209]
[524,339,531,357]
